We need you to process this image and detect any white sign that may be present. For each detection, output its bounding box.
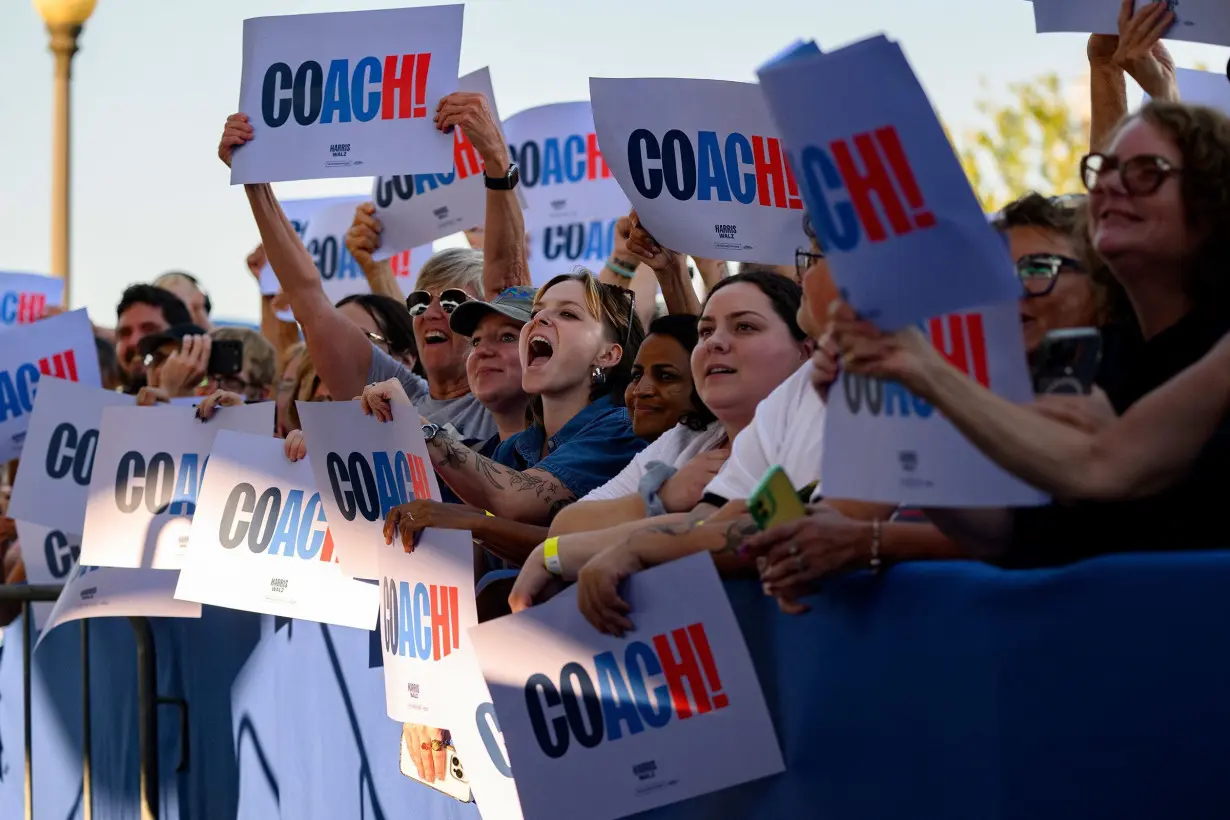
[1030,0,1230,47]
[258,195,366,295]
[446,647,525,820]
[295,400,441,581]
[468,553,783,820]
[527,216,622,286]
[374,67,506,256]
[174,432,381,628]
[0,272,63,331]
[377,527,479,725]
[37,561,202,648]
[821,301,1049,506]
[504,102,630,226]
[13,521,81,630]
[7,380,134,535]
[1173,67,1230,114]
[0,309,100,463]
[230,5,464,183]
[591,77,808,264]
[77,403,274,570]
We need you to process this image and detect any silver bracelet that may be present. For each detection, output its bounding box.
[869,519,883,573]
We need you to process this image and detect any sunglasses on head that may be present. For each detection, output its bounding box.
[405,288,470,317]
[1016,253,1085,298]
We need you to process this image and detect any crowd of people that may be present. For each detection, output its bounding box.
[1,0,1229,800]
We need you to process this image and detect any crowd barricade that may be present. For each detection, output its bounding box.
[3,554,1230,819]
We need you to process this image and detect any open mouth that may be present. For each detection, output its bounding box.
[706,365,737,377]
[527,335,555,367]
[424,330,450,345]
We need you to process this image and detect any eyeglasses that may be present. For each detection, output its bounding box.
[363,330,389,350]
[796,248,825,282]
[406,288,470,317]
[1017,253,1086,298]
[1080,153,1182,196]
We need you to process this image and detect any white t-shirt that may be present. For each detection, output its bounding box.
[582,422,728,502]
[704,361,825,503]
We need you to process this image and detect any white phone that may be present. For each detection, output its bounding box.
[399,732,474,802]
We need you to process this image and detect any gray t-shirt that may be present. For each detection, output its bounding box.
[367,346,497,443]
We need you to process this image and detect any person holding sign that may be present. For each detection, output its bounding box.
[1088,0,1180,150]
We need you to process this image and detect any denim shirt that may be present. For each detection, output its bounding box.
[492,397,647,502]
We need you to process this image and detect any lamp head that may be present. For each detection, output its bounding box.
[32,0,97,27]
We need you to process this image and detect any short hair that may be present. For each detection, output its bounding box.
[992,192,1080,237]
[644,314,717,430]
[209,326,276,392]
[704,270,807,342]
[116,284,192,326]
[154,271,212,315]
[414,247,484,296]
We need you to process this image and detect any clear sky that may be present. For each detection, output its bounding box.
[1,0,1226,324]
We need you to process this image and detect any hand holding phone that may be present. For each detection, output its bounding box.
[1032,327,1102,396]
[399,726,473,802]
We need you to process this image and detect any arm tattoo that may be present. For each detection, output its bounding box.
[509,471,551,497]
[434,433,470,470]
[475,456,506,490]
[716,516,759,555]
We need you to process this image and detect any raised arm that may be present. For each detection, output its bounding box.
[435,92,529,299]
[1088,0,1179,150]
[622,211,702,317]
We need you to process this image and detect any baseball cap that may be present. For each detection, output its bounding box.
[449,286,537,337]
[138,323,208,358]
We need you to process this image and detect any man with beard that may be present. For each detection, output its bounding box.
[113,284,193,393]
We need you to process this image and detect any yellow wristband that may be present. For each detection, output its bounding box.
[543,537,563,576]
[484,510,494,517]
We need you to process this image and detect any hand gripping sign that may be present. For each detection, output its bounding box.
[231,4,464,184]
[296,401,442,581]
[591,77,810,265]
[821,301,1048,506]
[174,432,381,628]
[0,272,63,331]
[757,36,1021,330]
[503,101,630,227]
[77,402,274,570]
[374,67,510,257]
[0,309,99,463]
[468,553,783,820]
[1030,0,1230,49]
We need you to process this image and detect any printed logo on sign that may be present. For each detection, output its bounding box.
[408,682,420,699]
[270,578,289,594]
[381,578,461,661]
[629,129,804,212]
[76,563,101,600]
[540,220,616,264]
[329,143,351,157]
[261,53,433,127]
[633,761,657,781]
[327,450,432,522]
[115,451,206,517]
[795,125,936,256]
[509,132,611,189]
[526,622,729,759]
[551,199,567,211]
[0,348,81,423]
[898,451,918,472]
[218,486,338,562]
[714,224,737,239]
[1,291,48,326]
[433,206,450,220]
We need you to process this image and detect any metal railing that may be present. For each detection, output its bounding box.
[0,585,188,820]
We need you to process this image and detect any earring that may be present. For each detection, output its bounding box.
[591,366,607,387]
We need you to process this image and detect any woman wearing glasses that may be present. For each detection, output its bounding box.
[834,100,1230,567]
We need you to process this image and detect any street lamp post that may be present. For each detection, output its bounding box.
[33,0,98,309]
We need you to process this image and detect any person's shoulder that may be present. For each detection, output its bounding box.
[750,360,816,425]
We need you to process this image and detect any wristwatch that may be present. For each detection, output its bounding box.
[484,162,519,191]
[422,423,444,443]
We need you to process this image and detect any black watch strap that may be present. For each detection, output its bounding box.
[484,162,519,191]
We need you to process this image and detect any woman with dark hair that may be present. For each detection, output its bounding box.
[625,314,715,440]
[335,293,421,376]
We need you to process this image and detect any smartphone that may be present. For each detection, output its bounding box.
[399,733,473,802]
[1032,327,1102,396]
[748,466,808,531]
[207,338,244,378]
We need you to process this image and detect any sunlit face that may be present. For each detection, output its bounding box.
[1009,225,1096,352]
[799,238,838,340]
[1089,118,1188,268]
[693,283,808,430]
[625,333,698,441]
[409,282,479,380]
[115,303,173,382]
[521,279,619,398]
[467,313,527,410]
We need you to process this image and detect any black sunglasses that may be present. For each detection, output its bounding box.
[1017,253,1085,298]
[795,248,824,282]
[406,288,470,317]
[1080,153,1181,197]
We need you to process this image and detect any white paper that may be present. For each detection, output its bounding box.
[0,309,100,463]
[37,561,202,648]
[295,401,441,581]
[174,432,381,629]
[6,380,134,534]
[0,272,63,331]
[1174,67,1230,114]
[1032,0,1230,47]
[374,68,506,257]
[504,102,630,226]
[446,647,526,820]
[12,521,81,630]
[258,195,366,295]
[77,403,274,570]
[377,527,479,726]
[468,553,783,820]
[821,302,1049,506]
[230,5,464,183]
[591,77,808,264]
[526,216,622,286]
